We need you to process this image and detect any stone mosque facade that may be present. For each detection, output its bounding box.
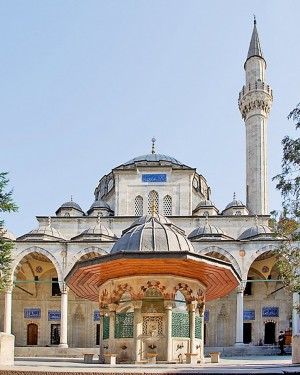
[1,21,298,362]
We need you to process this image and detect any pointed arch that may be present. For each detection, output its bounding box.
[196,245,242,278]
[11,246,63,282]
[66,246,109,275]
[244,244,279,274]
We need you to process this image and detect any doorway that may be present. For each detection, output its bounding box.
[264,322,276,344]
[27,323,38,345]
[243,323,252,344]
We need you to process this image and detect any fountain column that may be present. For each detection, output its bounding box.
[188,301,197,353]
[99,309,107,363]
[133,300,143,363]
[164,301,173,362]
[108,303,117,352]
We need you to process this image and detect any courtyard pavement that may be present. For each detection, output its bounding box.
[0,355,299,374]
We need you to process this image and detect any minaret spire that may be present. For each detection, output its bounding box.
[238,19,273,215]
[246,16,264,62]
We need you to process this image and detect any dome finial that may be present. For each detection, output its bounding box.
[233,192,236,200]
[151,191,156,217]
[253,14,256,26]
[151,137,156,154]
[71,195,73,202]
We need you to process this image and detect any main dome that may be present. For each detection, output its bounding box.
[111,215,194,253]
[123,153,183,166]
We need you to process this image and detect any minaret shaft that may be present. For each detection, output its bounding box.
[239,21,273,215]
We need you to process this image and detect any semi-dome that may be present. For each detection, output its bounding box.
[239,224,274,240]
[111,214,194,253]
[123,153,183,166]
[188,223,232,241]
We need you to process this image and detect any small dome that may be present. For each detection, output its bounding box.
[60,201,83,212]
[89,200,111,210]
[195,200,215,209]
[123,154,183,166]
[81,224,115,238]
[225,198,245,210]
[111,215,194,253]
[239,224,274,240]
[188,223,231,240]
[28,225,65,240]
[2,229,16,241]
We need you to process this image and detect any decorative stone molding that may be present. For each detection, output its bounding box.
[238,91,273,120]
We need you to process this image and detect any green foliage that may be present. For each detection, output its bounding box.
[273,103,300,218]
[0,172,18,291]
[272,104,300,307]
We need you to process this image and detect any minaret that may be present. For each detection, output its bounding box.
[238,18,273,215]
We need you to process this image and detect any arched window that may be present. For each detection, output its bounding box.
[134,196,143,216]
[163,195,172,216]
[148,191,159,214]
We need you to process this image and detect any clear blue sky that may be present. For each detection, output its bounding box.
[1,1,299,236]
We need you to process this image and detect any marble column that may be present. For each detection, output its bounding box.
[108,303,117,353]
[99,309,107,363]
[198,302,205,363]
[235,284,245,345]
[133,300,142,363]
[59,283,68,348]
[188,301,197,353]
[4,285,13,334]
[164,301,173,362]
[293,292,300,335]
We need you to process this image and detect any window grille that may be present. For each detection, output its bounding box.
[148,191,159,214]
[134,196,143,216]
[163,195,172,216]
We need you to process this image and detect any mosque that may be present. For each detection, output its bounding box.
[0,20,298,363]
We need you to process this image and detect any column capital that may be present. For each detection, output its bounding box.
[164,300,173,310]
[187,301,198,312]
[60,282,69,294]
[100,308,109,317]
[4,284,14,293]
[132,300,142,309]
[108,303,118,312]
[236,283,245,293]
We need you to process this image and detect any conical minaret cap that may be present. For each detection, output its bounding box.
[246,17,264,63]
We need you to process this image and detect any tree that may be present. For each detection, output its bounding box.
[273,103,300,218]
[272,104,300,306]
[0,172,18,291]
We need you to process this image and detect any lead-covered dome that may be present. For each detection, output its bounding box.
[56,199,84,217]
[111,214,194,253]
[239,224,274,240]
[123,153,183,166]
[18,220,66,241]
[188,222,232,241]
